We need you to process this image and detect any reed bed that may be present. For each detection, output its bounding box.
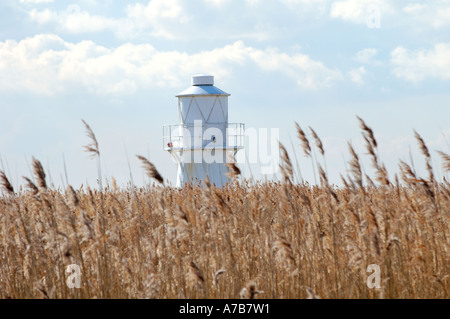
[0,119,448,299]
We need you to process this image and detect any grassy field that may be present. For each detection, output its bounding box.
[0,118,449,299]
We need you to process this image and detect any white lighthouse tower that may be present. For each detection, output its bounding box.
[163,75,245,187]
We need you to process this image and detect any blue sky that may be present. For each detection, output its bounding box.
[1,0,450,189]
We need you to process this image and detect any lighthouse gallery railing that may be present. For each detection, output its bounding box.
[163,123,245,151]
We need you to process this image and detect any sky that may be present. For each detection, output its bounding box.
[0,0,449,189]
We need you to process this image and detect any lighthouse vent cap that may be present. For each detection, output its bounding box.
[192,75,214,86]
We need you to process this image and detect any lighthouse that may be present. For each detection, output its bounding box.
[163,75,245,187]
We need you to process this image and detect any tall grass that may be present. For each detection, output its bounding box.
[0,119,448,299]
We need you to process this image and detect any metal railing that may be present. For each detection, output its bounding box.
[163,123,245,151]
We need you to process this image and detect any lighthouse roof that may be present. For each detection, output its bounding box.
[176,85,230,97]
[176,75,230,97]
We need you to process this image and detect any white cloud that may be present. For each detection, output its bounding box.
[391,43,450,83]
[126,0,186,21]
[355,48,377,64]
[204,0,231,5]
[29,8,120,34]
[403,1,450,29]
[204,0,262,6]
[330,0,450,29]
[246,0,262,6]
[0,34,343,96]
[330,0,393,24]
[355,48,383,68]
[248,47,343,89]
[402,3,426,14]
[281,0,327,6]
[20,0,54,3]
[125,0,190,39]
[28,1,190,39]
[349,66,366,84]
[280,0,329,15]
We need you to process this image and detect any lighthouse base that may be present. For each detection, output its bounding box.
[177,162,230,188]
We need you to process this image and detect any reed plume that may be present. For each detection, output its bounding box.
[305,287,320,299]
[357,117,390,186]
[65,185,79,211]
[414,130,434,182]
[226,154,241,180]
[81,120,103,191]
[437,151,450,172]
[273,237,296,269]
[22,176,38,195]
[213,269,226,287]
[136,155,164,185]
[32,157,47,191]
[0,170,14,195]
[357,116,377,149]
[186,261,205,289]
[279,142,294,184]
[347,142,363,189]
[399,160,417,183]
[82,119,100,158]
[240,281,263,299]
[309,127,325,156]
[295,122,311,157]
